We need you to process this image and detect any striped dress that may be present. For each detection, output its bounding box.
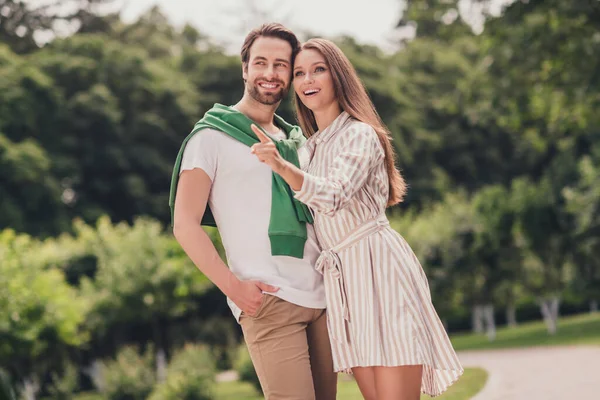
[294,112,463,396]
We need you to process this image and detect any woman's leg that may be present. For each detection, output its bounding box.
[352,367,377,400]
[374,365,423,400]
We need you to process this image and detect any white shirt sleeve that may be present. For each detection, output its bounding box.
[179,130,218,181]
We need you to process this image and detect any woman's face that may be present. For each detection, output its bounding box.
[293,49,337,112]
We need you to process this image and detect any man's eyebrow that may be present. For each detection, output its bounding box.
[293,61,325,71]
[252,56,290,65]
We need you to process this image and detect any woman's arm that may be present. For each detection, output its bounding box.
[251,123,383,216]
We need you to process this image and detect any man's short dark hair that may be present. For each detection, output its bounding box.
[241,23,300,64]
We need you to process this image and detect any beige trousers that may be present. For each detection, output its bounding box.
[239,295,337,400]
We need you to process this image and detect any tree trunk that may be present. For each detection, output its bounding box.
[590,300,598,313]
[484,304,496,341]
[156,348,167,383]
[472,305,484,334]
[22,376,39,400]
[85,359,104,392]
[539,296,560,335]
[506,305,518,328]
[153,318,167,383]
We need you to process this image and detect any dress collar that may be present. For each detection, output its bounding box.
[313,111,352,144]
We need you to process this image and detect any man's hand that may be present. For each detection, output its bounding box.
[250,124,287,174]
[227,277,279,316]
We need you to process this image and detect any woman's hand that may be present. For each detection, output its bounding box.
[250,124,287,174]
[250,124,305,191]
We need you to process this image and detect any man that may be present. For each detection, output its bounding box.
[170,23,337,400]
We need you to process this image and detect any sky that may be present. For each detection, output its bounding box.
[29,0,514,52]
[115,0,407,53]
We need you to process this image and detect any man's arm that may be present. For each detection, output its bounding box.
[172,168,278,316]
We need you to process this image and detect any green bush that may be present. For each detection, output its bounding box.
[101,346,155,400]
[148,344,215,400]
[197,316,239,371]
[234,345,262,395]
[48,362,79,399]
[0,370,17,400]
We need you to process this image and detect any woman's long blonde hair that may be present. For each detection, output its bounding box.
[293,38,407,206]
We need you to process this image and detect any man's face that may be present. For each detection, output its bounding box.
[243,36,293,105]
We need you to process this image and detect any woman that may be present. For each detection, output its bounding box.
[250,38,463,400]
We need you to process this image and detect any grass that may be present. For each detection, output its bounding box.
[451,312,600,351]
[214,313,600,399]
[73,313,600,400]
[214,368,487,400]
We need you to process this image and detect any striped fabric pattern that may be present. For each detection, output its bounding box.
[294,112,464,396]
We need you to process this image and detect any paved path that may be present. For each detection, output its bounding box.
[458,346,600,400]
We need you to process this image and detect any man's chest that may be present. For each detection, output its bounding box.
[212,139,274,190]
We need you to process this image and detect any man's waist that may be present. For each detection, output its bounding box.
[230,272,323,291]
[228,256,320,275]
[227,286,327,320]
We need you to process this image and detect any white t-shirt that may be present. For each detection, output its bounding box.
[180,128,325,321]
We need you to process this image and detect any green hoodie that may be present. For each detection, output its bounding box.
[169,104,314,258]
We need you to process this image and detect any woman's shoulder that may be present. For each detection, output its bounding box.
[342,118,384,159]
[343,118,379,141]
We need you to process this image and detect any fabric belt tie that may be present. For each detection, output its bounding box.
[315,214,390,344]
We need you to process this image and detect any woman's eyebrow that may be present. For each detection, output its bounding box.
[294,61,325,71]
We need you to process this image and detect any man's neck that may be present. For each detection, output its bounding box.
[234,94,280,134]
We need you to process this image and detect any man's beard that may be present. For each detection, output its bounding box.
[247,80,289,105]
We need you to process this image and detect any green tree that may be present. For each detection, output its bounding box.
[398,0,474,41]
[0,0,117,54]
[0,230,89,399]
[564,152,600,312]
[29,34,201,227]
[391,192,474,328]
[471,185,524,335]
[76,217,212,378]
[0,44,69,236]
[512,177,575,334]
